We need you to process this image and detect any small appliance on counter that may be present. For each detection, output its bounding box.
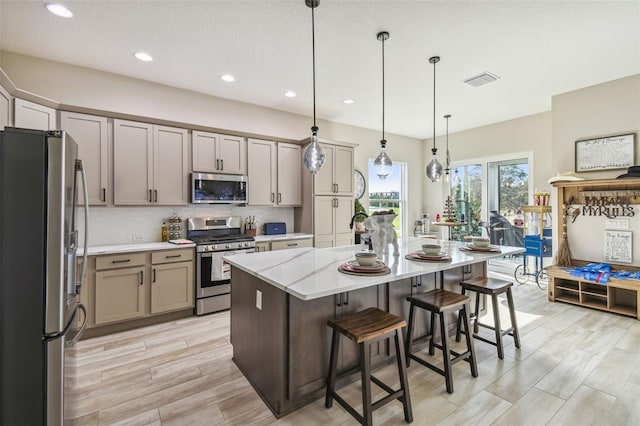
[264,222,286,235]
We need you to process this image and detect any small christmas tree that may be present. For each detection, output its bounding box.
[443,196,456,222]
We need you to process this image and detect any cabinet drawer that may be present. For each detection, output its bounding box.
[95,252,146,270]
[271,238,313,251]
[151,249,194,264]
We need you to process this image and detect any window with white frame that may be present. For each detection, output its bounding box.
[367,160,406,237]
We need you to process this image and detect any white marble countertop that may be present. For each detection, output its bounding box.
[79,242,196,256]
[254,233,314,243]
[224,237,524,300]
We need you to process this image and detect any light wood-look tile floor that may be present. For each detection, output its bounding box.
[65,273,640,425]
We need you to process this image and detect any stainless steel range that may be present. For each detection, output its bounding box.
[187,216,255,315]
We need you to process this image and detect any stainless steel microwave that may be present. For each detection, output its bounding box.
[191,173,248,204]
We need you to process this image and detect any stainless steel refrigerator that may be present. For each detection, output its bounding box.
[0,127,88,426]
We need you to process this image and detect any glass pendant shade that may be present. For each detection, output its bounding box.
[373,139,392,179]
[452,168,461,186]
[426,148,443,182]
[303,126,326,175]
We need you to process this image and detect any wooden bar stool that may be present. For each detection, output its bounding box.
[405,289,478,394]
[455,277,521,359]
[325,307,413,426]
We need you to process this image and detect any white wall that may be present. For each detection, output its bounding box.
[551,74,640,180]
[0,51,425,243]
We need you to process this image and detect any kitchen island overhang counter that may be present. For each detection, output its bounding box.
[223,238,525,300]
[224,239,524,418]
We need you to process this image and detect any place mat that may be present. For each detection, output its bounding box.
[405,253,452,262]
[338,264,391,276]
[459,245,501,253]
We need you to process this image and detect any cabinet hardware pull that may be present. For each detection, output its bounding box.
[148,189,153,203]
[112,259,131,264]
[153,268,156,283]
[278,193,282,203]
[221,159,224,170]
[166,254,181,258]
[344,291,349,305]
[102,188,106,202]
[139,271,143,285]
[336,293,342,307]
[154,189,158,203]
[335,183,339,193]
[336,198,339,208]
[287,243,298,247]
[271,193,275,202]
[216,159,220,170]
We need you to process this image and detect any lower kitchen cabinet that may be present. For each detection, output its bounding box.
[255,237,313,252]
[84,248,195,333]
[287,284,383,402]
[95,266,146,325]
[151,256,194,314]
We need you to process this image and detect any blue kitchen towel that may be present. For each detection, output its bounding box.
[568,262,640,283]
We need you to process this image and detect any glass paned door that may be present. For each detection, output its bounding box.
[487,159,528,247]
[449,164,482,241]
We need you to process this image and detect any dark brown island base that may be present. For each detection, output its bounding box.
[225,241,524,418]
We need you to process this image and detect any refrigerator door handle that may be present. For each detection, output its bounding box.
[75,159,90,294]
[66,302,87,347]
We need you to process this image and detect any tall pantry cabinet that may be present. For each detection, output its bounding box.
[295,139,356,248]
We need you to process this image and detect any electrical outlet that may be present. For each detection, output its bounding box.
[256,290,262,310]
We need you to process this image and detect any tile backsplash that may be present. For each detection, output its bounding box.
[78,205,294,247]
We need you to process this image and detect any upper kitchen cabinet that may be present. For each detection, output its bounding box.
[313,143,354,196]
[14,98,57,131]
[60,112,108,205]
[277,143,302,205]
[113,119,188,205]
[192,131,247,175]
[0,84,12,130]
[247,138,301,206]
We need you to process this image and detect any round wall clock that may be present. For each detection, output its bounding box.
[354,169,366,199]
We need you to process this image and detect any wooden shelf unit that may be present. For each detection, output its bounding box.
[549,178,640,319]
[547,266,640,319]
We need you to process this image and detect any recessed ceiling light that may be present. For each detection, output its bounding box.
[285,91,297,98]
[343,99,355,104]
[220,74,235,82]
[134,52,153,62]
[45,3,73,18]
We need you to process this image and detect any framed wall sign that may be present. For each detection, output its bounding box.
[604,230,632,264]
[575,133,635,172]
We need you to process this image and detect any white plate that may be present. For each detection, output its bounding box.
[346,260,386,270]
[414,250,448,258]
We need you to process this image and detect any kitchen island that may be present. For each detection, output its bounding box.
[224,238,524,417]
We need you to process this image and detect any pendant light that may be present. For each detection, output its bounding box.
[373,31,392,180]
[444,114,451,183]
[425,56,443,182]
[302,0,326,175]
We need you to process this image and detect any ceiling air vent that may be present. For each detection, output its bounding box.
[463,72,499,87]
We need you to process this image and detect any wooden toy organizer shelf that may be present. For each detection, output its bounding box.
[546,266,640,319]
[549,178,640,319]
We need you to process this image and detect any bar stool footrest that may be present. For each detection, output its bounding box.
[476,322,515,337]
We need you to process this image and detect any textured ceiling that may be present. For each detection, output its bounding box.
[1,0,639,139]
